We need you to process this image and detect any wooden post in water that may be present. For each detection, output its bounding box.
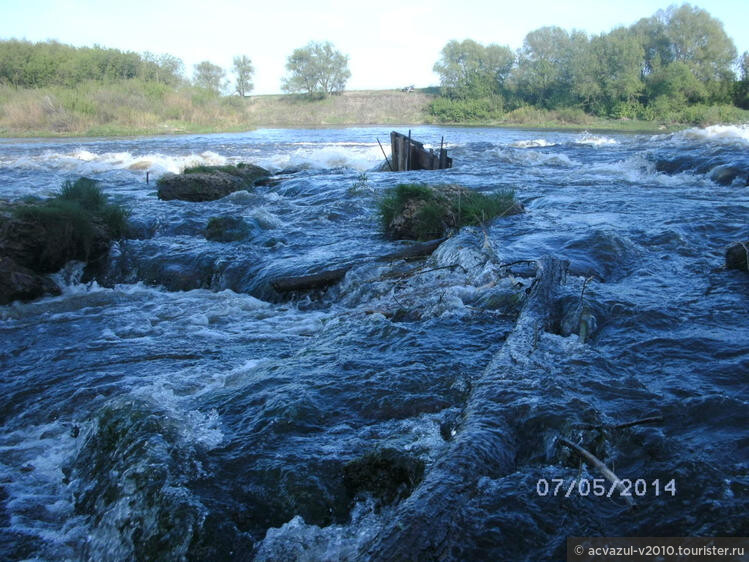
[389,131,452,171]
[146,171,150,184]
[406,129,412,172]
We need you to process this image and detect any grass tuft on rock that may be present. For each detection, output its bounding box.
[10,178,128,269]
[379,183,520,241]
[183,163,252,176]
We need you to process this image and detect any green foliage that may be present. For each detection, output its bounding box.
[428,96,504,122]
[281,41,351,96]
[379,183,517,241]
[433,39,514,99]
[193,61,226,95]
[431,4,744,124]
[0,39,183,88]
[232,55,254,97]
[182,163,250,176]
[12,178,128,267]
[60,177,107,210]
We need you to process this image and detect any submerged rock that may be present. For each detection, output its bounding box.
[0,256,61,305]
[205,216,252,242]
[726,241,748,272]
[157,163,270,202]
[343,448,425,506]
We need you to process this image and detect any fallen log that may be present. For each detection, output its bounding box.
[360,257,568,560]
[270,266,351,293]
[269,238,447,293]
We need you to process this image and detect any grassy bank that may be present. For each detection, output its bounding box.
[1,82,747,138]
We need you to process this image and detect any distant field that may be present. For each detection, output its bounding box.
[0,84,438,137]
[1,84,741,137]
[243,90,437,127]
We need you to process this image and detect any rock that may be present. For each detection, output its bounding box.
[343,448,425,506]
[0,213,110,273]
[205,216,251,242]
[157,164,270,202]
[726,241,748,272]
[710,166,748,186]
[0,256,61,305]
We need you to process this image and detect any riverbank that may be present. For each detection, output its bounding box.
[1,84,746,138]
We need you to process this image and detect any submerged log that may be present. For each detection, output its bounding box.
[269,238,447,293]
[389,131,452,171]
[360,257,569,560]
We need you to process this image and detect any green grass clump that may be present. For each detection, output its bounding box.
[11,178,128,270]
[182,163,250,176]
[379,183,518,240]
[379,184,434,225]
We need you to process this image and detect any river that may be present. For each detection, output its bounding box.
[0,125,747,560]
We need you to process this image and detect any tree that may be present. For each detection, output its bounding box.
[591,27,645,109]
[511,26,573,107]
[141,52,183,85]
[632,4,736,102]
[281,41,350,96]
[663,4,736,83]
[233,55,254,97]
[433,39,514,99]
[193,61,226,95]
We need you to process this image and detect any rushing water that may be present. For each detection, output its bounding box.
[0,125,747,560]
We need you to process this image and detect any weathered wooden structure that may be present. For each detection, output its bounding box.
[388,131,452,171]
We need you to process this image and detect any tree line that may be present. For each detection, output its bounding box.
[1,3,747,120]
[0,38,348,98]
[432,4,749,120]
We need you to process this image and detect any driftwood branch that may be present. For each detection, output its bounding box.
[558,437,636,508]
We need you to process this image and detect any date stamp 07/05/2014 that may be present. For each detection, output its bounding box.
[535,478,677,499]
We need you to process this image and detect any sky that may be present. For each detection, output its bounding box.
[1,0,747,95]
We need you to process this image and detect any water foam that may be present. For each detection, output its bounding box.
[7,149,229,177]
[256,144,384,172]
[510,139,558,148]
[669,124,749,145]
[574,132,617,147]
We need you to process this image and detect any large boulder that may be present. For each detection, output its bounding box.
[726,241,748,272]
[0,212,110,273]
[0,256,61,305]
[157,164,270,202]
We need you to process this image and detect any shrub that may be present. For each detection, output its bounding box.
[503,106,550,124]
[428,96,503,122]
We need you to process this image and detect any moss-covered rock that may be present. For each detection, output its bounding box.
[379,183,523,241]
[157,163,270,202]
[205,216,252,242]
[0,178,127,303]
